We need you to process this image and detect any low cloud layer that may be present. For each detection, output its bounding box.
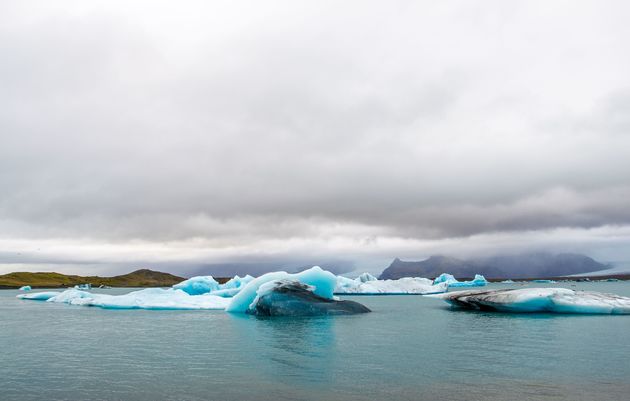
[1,1,630,275]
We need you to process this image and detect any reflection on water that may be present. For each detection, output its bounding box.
[229,314,336,385]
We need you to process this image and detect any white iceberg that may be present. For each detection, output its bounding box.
[19,288,230,310]
[433,288,630,314]
[19,285,32,291]
[17,291,60,301]
[172,274,254,297]
[226,266,337,313]
[335,274,447,295]
[433,273,488,288]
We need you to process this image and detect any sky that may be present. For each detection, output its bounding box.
[1,1,630,276]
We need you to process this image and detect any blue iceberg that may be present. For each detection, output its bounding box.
[433,288,630,314]
[433,273,488,288]
[172,274,254,297]
[19,285,32,291]
[226,266,337,313]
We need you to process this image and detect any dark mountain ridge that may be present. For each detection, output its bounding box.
[379,253,609,280]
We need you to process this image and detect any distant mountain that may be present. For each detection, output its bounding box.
[0,269,185,289]
[378,253,609,280]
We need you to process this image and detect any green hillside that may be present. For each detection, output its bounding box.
[0,269,185,289]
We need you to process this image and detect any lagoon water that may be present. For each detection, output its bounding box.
[2,282,630,401]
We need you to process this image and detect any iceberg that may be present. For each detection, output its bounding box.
[17,291,60,301]
[335,274,447,295]
[500,280,515,284]
[19,288,230,310]
[19,285,32,291]
[433,288,630,314]
[433,273,488,288]
[248,279,371,316]
[226,266,337,313]
[172,274,254,297]
[532,279,556,283]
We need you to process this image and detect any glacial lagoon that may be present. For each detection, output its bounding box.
[2,281,630,401]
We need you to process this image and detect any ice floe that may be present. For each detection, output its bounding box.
[19,285,32,291]
[17,291,60,301]
[19,288,229,310]
[335,275,447,295]
[433,288,630,314]
[433,273,488,288]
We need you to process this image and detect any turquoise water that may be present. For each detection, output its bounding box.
[2,282,630,401]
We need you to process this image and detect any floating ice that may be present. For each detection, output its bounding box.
[500,280,515,284]
[172,274,254,296]
[433,273,488,288]
[19,285,32,291]
[249,279,371,316]
[433,288,630,314]
[532,279,556,283]
[17,291,60,301]
[335,274,447,295]
[19,288,229,310]
[226,266,337,313]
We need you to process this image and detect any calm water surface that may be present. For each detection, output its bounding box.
[2,282,630,401]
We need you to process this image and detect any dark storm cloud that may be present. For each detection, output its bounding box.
[1,1,630,273]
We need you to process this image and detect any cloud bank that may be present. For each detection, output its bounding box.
[1,1,629,275]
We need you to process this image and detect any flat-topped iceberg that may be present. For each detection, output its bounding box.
[335,275,447,295]
[433,288,630,314]
[19,288,230,310]
[249,279,371,316]
[433,273,488,288]
[17,291,60,301]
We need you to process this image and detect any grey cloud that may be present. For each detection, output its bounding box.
[1,1,630,274]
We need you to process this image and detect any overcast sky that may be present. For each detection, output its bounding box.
[1,1,630,276]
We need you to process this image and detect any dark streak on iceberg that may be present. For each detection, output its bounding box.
[434,288,630,314]
[250,281,371,317]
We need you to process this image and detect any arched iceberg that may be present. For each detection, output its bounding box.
[226,266,337,313]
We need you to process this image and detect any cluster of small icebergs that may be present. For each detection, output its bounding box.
[16,266,630,315]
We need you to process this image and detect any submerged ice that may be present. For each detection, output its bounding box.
[434,288,630,314]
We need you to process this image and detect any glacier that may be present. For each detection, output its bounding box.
[433,273,488,288]
[335,275,448,295]
[19,285,32,291]
[433,288,630,314]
